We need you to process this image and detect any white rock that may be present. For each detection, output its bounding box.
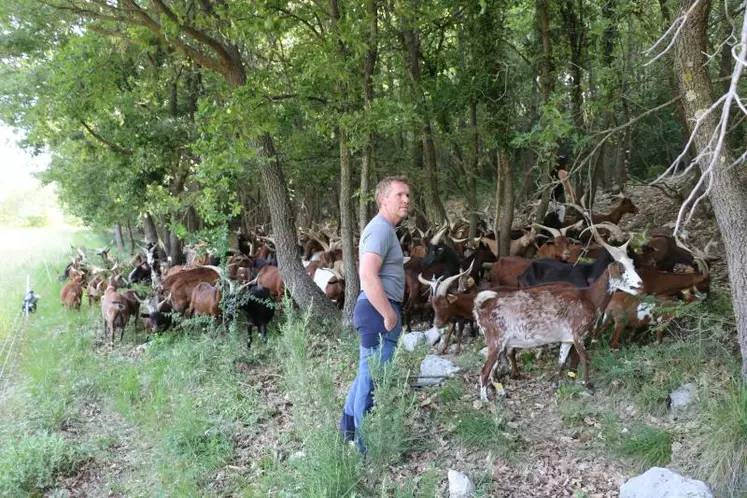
[425,327,443,346]
[480,347,489,357]
[448,469,476,498]
[620,467,713,498]
[400,332,426,352]
[669,383,697,410]
[418,355,460,386]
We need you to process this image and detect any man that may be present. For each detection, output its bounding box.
[339,175,410,455]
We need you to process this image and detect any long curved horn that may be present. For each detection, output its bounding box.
[532,223,561,238]
[559,220,584,236]
[158,293,172,310]
[417,273,442,297]
[435,261,474,297]
[202,265,225,279]
[674,235,706,260]
[581,222,625,243]
[693,258,710,277]
[451,236,469,244]
[430,224,449,245]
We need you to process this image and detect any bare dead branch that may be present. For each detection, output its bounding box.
[643,0,703,66]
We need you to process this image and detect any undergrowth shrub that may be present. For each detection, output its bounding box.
[686,379,747,496]
[362,346,420,471]
[263,303,363,497]
[614,424,672,470]
[0,432,90,496]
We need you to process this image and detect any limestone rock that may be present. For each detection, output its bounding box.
[620,467,713,498]
[448,469,475,498]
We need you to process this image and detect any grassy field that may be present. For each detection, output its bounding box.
[0,228,745,497]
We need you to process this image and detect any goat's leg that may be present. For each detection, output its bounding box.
[555,343,573,385]
[440,323,454,354]
[455,322,464,354]
[480,348,501,402]
[509,349,519,378]
[260,324,268,344]
[610,322,625,350]
[246,324,254,349]
[571,337,592,388]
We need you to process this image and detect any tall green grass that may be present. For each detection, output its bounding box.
[686,378,747,496]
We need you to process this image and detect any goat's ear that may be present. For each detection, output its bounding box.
[446,294,458,304]
[609,262,624,279]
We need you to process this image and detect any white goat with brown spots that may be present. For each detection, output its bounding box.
[472,236,643,401]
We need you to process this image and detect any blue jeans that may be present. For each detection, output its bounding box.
[340,296,401,455]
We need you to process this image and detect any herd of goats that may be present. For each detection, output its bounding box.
[56,194,719,400]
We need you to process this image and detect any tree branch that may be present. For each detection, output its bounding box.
[79,121,134,156]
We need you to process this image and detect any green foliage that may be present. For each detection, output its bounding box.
[0,432,90,496]
[614,424,672,470]
[687,380,747,496]
[363,347,420,470]
[452,410,511,452]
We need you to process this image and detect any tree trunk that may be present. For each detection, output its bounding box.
[497,149,514,257]
[531,0,557,224]
[359,0,378,232]
[559,0,586,134]
[466,101,479,238]
[126,221,136,255]
[339,128,360,325]
[113,223,125,253]
[141,213,159,245]
[400,15,447,224]
[674,0,747,379]
[169,232,184,265]
[255,133,340,319]
[160,221,171,256]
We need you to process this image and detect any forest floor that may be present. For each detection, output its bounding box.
[1,181,743,498]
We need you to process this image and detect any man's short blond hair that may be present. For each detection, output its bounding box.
[375,175,409,207]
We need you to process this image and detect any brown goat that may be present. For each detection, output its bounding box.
[121,290,143,331]
[101,280,131,346]
[188,282,222,317]
[474,241,643,400]
[253,265,284,300]
[86,275,106,306]
[488,257,531,288]
[161,266,221,313]
[418,264,474,354]
[60,271,84,310]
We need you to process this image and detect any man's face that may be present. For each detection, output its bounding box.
[380,181,410,222]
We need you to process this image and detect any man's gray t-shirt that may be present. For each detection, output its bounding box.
[359,215,405,303]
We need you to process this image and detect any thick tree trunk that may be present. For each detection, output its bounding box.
[141,213,159,245]
[113,223,125,253]
[255,133,340,319]
[674,0,747,379]
[339,129,360,325]
[169,232,184,265]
